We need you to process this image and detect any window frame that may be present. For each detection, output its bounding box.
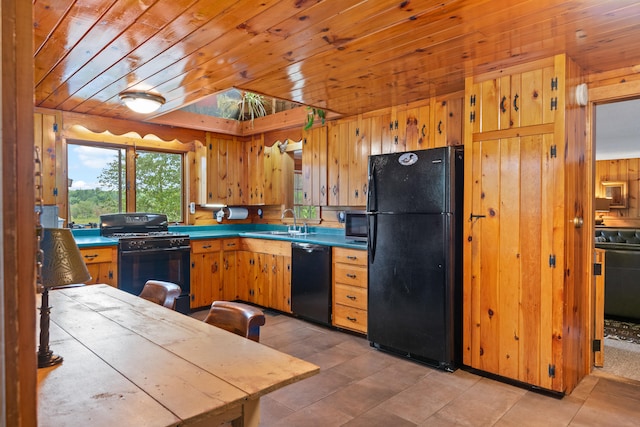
[66,139,188,224]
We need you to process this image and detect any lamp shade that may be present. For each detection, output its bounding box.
[41,228,91,288]
[119,91,165,114]
[595,197,611,212]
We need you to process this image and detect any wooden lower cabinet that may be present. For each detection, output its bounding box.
[190,239,222,309]
[79,246,117,287]
[332,247,367,334]
[270,255,292,313]
[237,239,292,313]
[221,238,239,301]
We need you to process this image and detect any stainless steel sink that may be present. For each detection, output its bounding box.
[248,230,315,237]
[252,230,291,235]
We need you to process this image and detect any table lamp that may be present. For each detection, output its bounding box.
[38,228,91,368]
[595,197,611,226]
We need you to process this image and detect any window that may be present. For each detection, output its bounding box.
[67,143,184,225]
[135,151,183,220]
[68,145,125,225]
[292,149,318,220]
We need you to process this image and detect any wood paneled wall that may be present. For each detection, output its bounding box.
[595,158,640,228]
[4,1,37,425]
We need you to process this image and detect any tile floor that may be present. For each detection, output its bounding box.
[254,311,640,427]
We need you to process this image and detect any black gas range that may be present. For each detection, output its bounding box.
[100,213,191,314]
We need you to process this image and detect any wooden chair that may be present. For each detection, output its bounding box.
[204,301,266,342]
[139,280,182,309]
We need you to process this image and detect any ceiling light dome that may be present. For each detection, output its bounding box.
[119,91,166,114]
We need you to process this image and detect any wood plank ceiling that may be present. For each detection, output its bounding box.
[33,0,640,123]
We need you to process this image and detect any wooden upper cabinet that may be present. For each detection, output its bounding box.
[264,143,294,206]
[327,119,351,206]
[327,116,369,207]
[404,105,431,151]
[34,111,65,216]
[468,57,558,133]
[245,135,264,205]
[207,135,235,205]
[433,96,463,147]
[348,117,369,206]
[301,125,328,206]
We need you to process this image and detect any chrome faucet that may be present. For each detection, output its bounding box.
[281,208,297,232]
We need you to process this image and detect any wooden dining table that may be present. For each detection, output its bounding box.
[36,284,319,427]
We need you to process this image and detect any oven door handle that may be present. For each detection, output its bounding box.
[119,246,191,255]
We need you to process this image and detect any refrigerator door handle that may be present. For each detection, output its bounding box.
[368,213,377,262]
[367,162,377,212]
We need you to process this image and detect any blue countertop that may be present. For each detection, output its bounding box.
[72,224,367,250]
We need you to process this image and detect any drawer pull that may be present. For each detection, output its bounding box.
[346,316,357,322]
[346,295,357,300]
[346,273,357,279]
[202,245,212,249]
[83,254,98,259]
[226,243,236,247]
[347,255,357,260]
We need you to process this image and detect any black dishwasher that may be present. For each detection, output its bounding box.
[291,242,332,326]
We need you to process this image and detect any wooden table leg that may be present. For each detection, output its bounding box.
[232,398,260,427]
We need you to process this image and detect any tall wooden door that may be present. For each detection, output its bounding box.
[464,133,564,390]
[463,54,590,394]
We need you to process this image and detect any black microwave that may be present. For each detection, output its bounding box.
[344,210,368,242]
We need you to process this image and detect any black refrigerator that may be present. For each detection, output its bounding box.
[366,146,463,371]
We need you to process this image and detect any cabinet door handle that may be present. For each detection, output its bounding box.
[212,262,218,273]
[346,273,357,279]
[437,120,443,134]
[513,93,519,112]
[500,96,507,113]
[321,185,326,197]
[421,124,426,137]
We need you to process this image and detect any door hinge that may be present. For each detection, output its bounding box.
[551,77,558,91]
[208,143,212,150]
[550,97,558,110]
[594,263,602,276]
[470,94,476,107]
[53,187,58,197]
[550,145,557,158]
[470,111,476,123]
[549,254,556,268]
[548,364,556,378]
[592,339,602,352]
[356,127,360,137]
[53,123,59,132]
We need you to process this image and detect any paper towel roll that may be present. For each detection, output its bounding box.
[226,207,249,220]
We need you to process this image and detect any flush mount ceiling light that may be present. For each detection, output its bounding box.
[119,91,166,114]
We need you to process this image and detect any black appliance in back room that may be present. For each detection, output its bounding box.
[366,146,463,371]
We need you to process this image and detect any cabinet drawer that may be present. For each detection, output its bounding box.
[333,247,366,266]
[333,304,367,333]
[334,283,367,310]
[191,239,221,253]
[333,263,367,288]
[222,238,240,251]
[79,247,113,264]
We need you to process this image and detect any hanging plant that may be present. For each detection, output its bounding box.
[303,107,326,131]
[238,92,268,127]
